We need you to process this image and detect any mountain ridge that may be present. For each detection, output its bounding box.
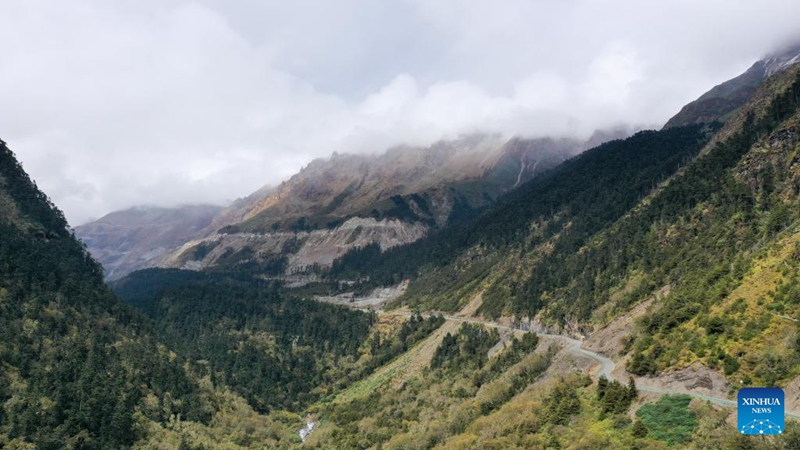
[664,43,800,128]
[78,131,633,279]
[288,51,800,450]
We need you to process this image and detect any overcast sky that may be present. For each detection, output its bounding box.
[2,0,800,225]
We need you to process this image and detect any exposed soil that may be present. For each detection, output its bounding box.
[582,286,667,358]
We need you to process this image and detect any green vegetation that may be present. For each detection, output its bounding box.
[114,269,447,416]
[5,55,800,449]
[596,375,637,417]
[430,323,499,372]
[309,326,554,449]
[621,70,800,382]
[473,332,539,387]
[328,242,382,280]
[543,379,583,425]
[116,269,375,412]
[636,395,697,446]
[0,141,216,448]
[364,313,445,374]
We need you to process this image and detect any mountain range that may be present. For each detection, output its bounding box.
[3,40,800,449]
[77,130,632,280]
[77,46,800,285]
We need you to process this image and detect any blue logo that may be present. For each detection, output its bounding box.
[738,387,784,435]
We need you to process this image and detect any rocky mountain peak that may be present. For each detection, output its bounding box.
[764,42,800,77]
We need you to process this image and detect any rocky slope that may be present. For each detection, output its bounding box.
[211,134,582,234]
[164,216,429,274]
[162,135,594,276]
[81,133,626,279]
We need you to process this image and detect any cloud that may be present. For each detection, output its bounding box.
[1,0,799,225]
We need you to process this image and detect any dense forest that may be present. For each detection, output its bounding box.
[115,268,377,412]
[506,69,800,323]
[0,140,217,448]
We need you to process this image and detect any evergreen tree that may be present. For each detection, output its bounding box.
[632,419,648,438]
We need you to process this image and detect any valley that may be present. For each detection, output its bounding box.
[296,55,800,448]
[4,15,800,449]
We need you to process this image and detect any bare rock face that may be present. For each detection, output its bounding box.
[637,361,730,399]
[163,217,428,274]
[287,217,428,271]
[210,134,583,234]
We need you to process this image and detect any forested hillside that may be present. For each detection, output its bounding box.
[327,122,716,298]
[1,138,438,449]
[298,64,800,450]
[330,64,800,391]
[114,269,380,412]
[0,140,218,448]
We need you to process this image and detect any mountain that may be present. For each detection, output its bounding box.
[327,124,718,305]
[340,53,800,351]
[76,205,222,280]
[79,133,614,279]
[24,39,800,449]
[164,135,593,275]
[212,134,583,234]
[0,139,223,448]
[296,53,800,449]
[0,137,415,448]
[664,42,800,128]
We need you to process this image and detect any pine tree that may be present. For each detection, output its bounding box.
[632,419,648,438]
[597,375,609,400]
[627,376,638,401]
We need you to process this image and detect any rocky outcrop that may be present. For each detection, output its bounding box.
[161,217,429,274]
[287,217,428,271]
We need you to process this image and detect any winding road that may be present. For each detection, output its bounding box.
[535,330,800,419]
[384,310,800,420]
